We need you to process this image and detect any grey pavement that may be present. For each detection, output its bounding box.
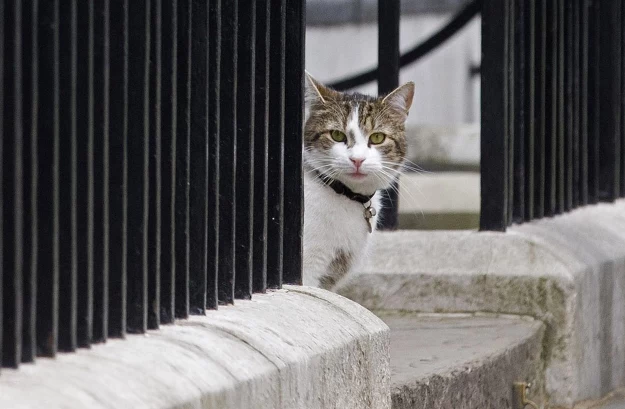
[592,390,625,409]
[382,313,545,409]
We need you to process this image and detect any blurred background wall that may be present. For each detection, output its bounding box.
[305,0,481,127]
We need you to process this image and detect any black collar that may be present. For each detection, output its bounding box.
[315,172,375,204]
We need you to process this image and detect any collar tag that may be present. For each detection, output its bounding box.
[363,203,377,233]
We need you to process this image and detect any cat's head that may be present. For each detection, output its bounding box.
[304,72,414,195]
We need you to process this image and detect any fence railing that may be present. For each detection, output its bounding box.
[328,0,482,91]
[1,0,304,371]
[329,0,625,231]
[481,0,625,231]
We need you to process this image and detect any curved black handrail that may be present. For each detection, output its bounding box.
[328,0,483,91]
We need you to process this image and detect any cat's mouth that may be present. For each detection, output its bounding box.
[346,172,368,180]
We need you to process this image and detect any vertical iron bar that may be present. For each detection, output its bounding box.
[587,0,600,203]
[107,0,127,338]
[579,0,589,205]
[599,0,622,200]
[207,0,220,309]
[266,0,284,288]
[556,0,565,212]
[175,0,191,318]
[524,0,535,221]
[218,0,238,300]
[159,0,177,324]
[0,0,4,370]
[57,0,78,352]
[2,0,24,367]
[0,0,4,371]
[174,0,191,318]
[93,0,109,342]
[282,0,304,284]
[189,0,209,313]
[507,0,515,226]
[533,0,546,219]
[506,0,517,225]
[513,0,526,223]
[621,0,625,197]
[148,0,162,329]
[76,0,94,348]
[572,0,581,208]
[36,0,60,355]
[21,0,38,362]
[235,0,256,298]
[125,0,150,334]
[253,0,269,293]
[544,0,558,216]
[564,0,574,209]
[377,0,400,230]
[480,0,510,230]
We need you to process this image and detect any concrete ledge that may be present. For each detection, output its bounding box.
[336,200,625,407]
[0,286,390,409]
[384,313,545,409]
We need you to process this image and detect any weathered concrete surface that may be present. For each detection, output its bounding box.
[336,199,625,407]
[398,172,479,230]
[593,390,625,409]
[598,400,625,409]
[574,389,625,409]
[0,286,390,409]
[383,313,545,409]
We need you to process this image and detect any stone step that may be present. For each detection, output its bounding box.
[337,200,625,406]
[382,312,545,409]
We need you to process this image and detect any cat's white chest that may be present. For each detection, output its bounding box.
[302,172,380,287]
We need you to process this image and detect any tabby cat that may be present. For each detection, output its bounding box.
[303,72,414,289]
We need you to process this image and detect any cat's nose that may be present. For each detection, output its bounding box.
[350,158,365,169]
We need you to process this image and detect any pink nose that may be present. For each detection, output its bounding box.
[350,158,365,169]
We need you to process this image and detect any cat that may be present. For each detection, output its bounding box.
[302,72,414,289]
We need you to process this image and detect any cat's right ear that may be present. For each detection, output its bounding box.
[305,71,340,105]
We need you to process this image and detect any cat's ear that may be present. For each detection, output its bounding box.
[381,82,415,117]
[305,71,340,104]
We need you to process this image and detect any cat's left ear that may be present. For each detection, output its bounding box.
[305,71,340,104]
[381,82,415,118]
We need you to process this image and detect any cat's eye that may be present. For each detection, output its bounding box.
[369,132,386,145]
[330,130,347,143]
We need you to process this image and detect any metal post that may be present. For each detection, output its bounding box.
[234,0,256,299]
[599,0,622,200]
[266,0,285,288]
[377,0,400,230]
[282,0,304,285]
[217,0,237,302]
[480,0,509,231]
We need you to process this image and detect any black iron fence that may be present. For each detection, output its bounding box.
[5,0,624,377]
[329,0,625,231]
[481,0,625,230]
[1,0,304,370]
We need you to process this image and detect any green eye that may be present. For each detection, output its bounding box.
[330,130,347,142]
[369,132,386,144]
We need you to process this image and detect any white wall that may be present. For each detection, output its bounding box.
[305,14,481,126]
